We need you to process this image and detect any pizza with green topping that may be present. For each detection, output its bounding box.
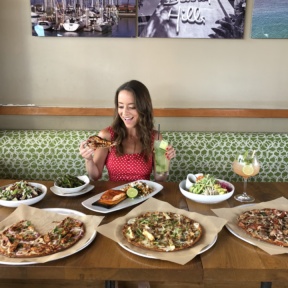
[0,217,85,258]
[122,211,202,252]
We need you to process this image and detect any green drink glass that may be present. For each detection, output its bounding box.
[153,140,170,178]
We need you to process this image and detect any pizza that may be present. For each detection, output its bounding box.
[0,217,85,258]
[86,135,117,150]
[237,208,288,247]
[122,211,202,252]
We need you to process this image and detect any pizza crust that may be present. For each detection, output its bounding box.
[86,135,117,150]
[237,208,288,247]
[0,217,85,258]
[122,211,202,252]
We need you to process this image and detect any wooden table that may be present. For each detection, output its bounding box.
[0,180,287,288]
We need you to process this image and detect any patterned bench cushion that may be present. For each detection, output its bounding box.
[1,130,288,182]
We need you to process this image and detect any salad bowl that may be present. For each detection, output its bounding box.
[179,174,234,204]
[0,182,47,208]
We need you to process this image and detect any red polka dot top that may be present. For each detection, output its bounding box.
[105,127,154,181]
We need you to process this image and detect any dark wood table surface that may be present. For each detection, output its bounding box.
[0,179,287,288]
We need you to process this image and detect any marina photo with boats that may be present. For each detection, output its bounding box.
[30,0,137,37]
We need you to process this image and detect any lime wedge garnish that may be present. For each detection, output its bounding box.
[159,140,168,150]
[126,187,138,198]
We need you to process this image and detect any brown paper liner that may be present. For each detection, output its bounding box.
[96,197,227,265]
[212,197,288,255]
[0,204,104,264]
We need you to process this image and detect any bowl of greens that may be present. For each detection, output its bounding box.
[179,174,234,204]
[54,175,90,194]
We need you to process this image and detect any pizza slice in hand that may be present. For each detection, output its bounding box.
[86,135,118,150]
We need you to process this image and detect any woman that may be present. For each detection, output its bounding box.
[79,80,176,182]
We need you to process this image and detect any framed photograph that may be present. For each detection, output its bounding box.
[251,0,288,39]
[138,0,246,38]
[31,0,137,37]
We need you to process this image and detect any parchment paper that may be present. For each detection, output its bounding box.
[0,204,104,264]
[212,197,288,255]
[96,197,227,265]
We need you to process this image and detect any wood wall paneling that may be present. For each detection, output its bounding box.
[1,106,288,118]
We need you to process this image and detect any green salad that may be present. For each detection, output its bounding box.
[55,175,85,188]
[0,181,43,201]
[189,174,230,195]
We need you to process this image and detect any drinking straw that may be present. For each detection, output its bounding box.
[252,150,256,157]
[157,124,160,140]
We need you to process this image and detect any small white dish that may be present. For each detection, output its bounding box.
[179,179,234,204]
[0,182,47,208]
[54,175,90,194]
[50,184,94,197]
[186,173,203,190]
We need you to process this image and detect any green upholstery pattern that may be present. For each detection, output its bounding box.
[1,130,288,182]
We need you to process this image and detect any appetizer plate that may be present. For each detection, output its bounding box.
[50,184,94,197]
[179,180,234,204]
[0,208,97,265]
[118,235,217,259]
[82,180,163,214]
[54,175,90,194]
[0,182,47,208]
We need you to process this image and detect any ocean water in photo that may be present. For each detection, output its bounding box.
[30,0,137,37]
[251,0,288,38]
[37,17,136,37]
[30,0,136,5]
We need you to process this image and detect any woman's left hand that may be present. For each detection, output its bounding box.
[165,145,176,160]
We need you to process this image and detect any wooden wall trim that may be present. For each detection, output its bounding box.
[1,106,288,118]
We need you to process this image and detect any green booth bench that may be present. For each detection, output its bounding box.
[1,130,288,183]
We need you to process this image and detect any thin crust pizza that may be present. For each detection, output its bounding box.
[237,208,288,247]
[122,211,202,252]
[0,217,85,258]
[86,135,117,150]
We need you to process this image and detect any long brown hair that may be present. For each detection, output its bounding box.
[112,80,154,161]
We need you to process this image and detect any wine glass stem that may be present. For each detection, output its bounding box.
[243,178,248,196]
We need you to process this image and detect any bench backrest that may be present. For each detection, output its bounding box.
[1,130,287,182]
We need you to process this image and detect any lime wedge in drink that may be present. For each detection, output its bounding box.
[126,187,138,198]
[159,140,168,150]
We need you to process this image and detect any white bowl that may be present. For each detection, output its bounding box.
[0,182,47,208]
[179,179,234,204]
[54,175,90,194]
[186,173,204,190]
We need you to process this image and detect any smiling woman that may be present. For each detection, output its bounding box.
[79,80,176,183]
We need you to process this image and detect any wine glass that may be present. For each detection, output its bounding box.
[232,151,260,202]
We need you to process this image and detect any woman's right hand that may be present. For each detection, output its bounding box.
[79,140,94,161]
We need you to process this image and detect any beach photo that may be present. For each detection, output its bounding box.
[30,0,137,37]
[138,0,246,38]
[251,0,288,39]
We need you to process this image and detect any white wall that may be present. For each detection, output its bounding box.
[1,0,288,132]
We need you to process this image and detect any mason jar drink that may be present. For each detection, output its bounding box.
[153,139,170,177]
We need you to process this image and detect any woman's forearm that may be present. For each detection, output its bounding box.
[85,159,102,181]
